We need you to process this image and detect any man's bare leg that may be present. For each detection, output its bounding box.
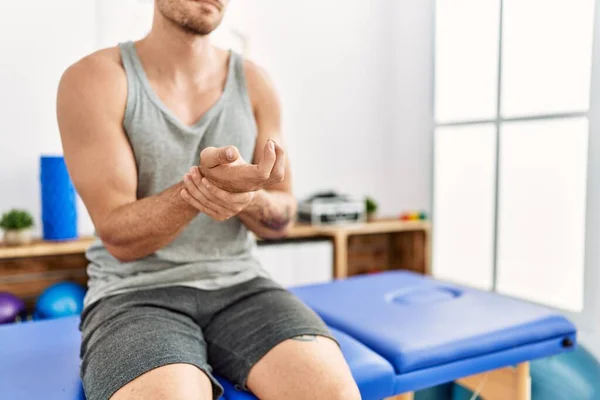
[110,364,213,400]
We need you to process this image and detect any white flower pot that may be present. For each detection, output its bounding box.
[3,229,33,246]
[367,211,377,222]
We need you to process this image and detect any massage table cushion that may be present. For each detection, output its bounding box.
[290,271,577,393]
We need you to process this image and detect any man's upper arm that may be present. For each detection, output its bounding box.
[56,52,138,233]
[245,61,292,193]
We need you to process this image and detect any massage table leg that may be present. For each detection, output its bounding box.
[455,362,531,400]
[385,362,530,400]
[333,232,349,278]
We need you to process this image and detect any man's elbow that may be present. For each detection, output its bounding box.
[97,228,138,263]
[101,240,137,263]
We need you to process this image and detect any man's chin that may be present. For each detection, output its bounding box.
[179,22,219,36]
[179,10,222,35]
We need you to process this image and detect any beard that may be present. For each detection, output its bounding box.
[157,0,225,36]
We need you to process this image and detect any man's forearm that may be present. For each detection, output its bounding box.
[238,190,296,239]
[97,182,198,262]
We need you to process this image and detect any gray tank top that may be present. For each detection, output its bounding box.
[83,41,267,307]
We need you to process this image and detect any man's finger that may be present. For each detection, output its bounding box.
[197,177,230,210]
[189,167,204,188]
[188,179,231,217]
[257,139,276,180]
[270,141,286,183]
[183,173,205,202]
[200,146,240,169]
[182,177,227,218]
[181,188,212,215]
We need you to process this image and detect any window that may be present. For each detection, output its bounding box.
[433,124,497,290]
[433,0,594,312]
[435,0,500,123]
[501,0,594,118]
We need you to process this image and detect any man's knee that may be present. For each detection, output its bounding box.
[109,364,214,400]
[317,375,361,400]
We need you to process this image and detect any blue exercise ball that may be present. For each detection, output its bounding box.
[35,282,86,320]
[453,346,600,400]
[530,345,600,400]
[415,383,453,400]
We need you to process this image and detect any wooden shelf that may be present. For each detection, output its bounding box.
[0,237,96,260]
[0,226,324,259]
[0,219,429,260]
[277,219,430,240]
[312,219,430,236]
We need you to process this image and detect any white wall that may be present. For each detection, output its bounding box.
[0,0,433,237]
[222,0,393,212]
[386,0,435,214]
[0,1,97,237]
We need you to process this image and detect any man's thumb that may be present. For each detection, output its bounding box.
[201,146,240,168]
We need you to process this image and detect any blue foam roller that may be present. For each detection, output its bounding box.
[40,155,78,241]
[35,282,86,320]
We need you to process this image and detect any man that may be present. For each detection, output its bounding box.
[56,1,361,399]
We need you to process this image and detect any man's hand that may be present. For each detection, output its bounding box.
[181,166,255,222]
[199,139,285,193]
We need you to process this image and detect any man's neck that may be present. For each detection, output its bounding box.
[136,14,219,83]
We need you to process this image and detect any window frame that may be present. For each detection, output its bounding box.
[431,0,593,312]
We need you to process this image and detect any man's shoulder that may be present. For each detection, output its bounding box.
[241,57,279,111]
[242,58,271,88]
[57,46,128,120]
[59,46,127,107]
[60,46,126,91]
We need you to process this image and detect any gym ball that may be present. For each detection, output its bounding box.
[35,282,86,320]
[530,344,600,400]
[0,292,26,324]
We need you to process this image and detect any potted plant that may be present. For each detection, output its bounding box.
[365,196,378,222]
[0,209,34,246]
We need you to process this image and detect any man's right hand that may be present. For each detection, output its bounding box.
[199,139,285,193]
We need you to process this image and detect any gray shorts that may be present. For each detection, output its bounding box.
[79,277,333,400]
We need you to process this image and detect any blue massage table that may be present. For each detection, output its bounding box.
[223,271,577,400]
[0,316,85,400]
[0,271,576,400]
[0,317,392,400]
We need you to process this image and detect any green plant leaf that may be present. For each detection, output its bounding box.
[365,196,378,213]
[0,209,34,230]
